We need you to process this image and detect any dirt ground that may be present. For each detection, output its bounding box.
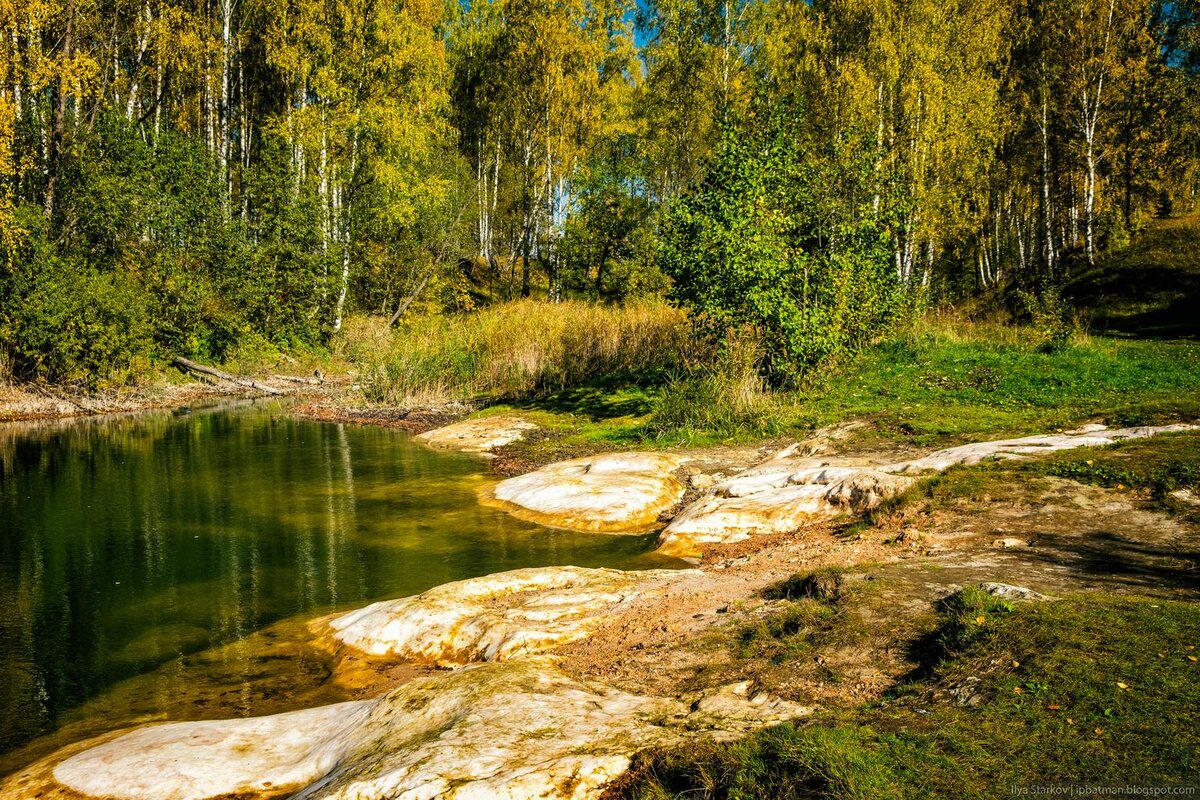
[554,474,1200,709]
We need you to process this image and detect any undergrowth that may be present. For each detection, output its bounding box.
[606,595,1200,800]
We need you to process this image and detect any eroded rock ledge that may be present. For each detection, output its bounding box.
[314,566,695,667]
[482,451,690,532]
[657,423,1195,557]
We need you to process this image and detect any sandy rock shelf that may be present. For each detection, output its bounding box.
[415,415,539,455]
[482,451,691,532]
[654,423,1195,558]
[314,565,697,667]
[5,658,807,800]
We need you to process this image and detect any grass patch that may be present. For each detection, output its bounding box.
[795,323,1200,445]
[351,300,688,407]
[608,595,1200,800]
[1030,431,1200,499]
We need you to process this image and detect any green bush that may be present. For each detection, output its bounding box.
[659,101,903,384]
[1,214,152,387]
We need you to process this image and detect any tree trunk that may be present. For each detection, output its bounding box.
[171,356,286,395]
[43,0,75,220]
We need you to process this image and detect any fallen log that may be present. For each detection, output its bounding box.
[170,356,286,396]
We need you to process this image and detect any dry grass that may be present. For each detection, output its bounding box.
[348,300,689,407]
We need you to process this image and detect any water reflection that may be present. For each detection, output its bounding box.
[0,402,677,758]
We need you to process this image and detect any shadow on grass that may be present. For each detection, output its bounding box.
[510,377,660,421]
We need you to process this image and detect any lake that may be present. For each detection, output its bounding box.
[0,402,677,766]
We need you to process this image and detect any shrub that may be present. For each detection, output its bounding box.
[0,217,152,388]
[659,101,903,385]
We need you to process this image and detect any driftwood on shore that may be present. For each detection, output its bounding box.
[170,356,286,396]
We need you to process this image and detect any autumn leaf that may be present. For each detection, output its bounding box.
[1047,704,1061,710]
[976,615,986,625]
[1117,682,1129,690]
[1188,655,1198,663]
[1013,686,1024,694]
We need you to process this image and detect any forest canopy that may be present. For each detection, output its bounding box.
[1,0,1198,386]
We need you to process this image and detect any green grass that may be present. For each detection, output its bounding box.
[793,324,1200,445]
[607,595,1200,800]
[464,321,1200,457]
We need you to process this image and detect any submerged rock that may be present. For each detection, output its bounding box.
[484,452,690,532]
[656,423,1195,559]
[415,415,539,454]
[315,566,695,667]
[6,657,806,800]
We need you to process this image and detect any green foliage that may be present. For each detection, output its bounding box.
[0,115,341,385]
[1016,284,1076,349]
[0,211,152,387]
[660,102,902,383]
[648,332,779,440]
[560,177,667,300]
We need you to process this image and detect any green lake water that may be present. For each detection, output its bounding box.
[0,402,678,762]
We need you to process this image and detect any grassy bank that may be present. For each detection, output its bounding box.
[380,313,1200,456]
[606,593,1200,799]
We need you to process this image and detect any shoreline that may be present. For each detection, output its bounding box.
[3,388,1198,798]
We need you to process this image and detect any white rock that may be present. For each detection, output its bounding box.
[657,464,913,558]
[978,582,1054,602]
[992,537,1029,549]
[484,452,689,532]
[1170,488,1200,507]
[881,424,1196,474]
[52,702,373,800]
[415,415,538,454]
[690,683,815,725]
[318,566,694,666]
[656,424,1195,558]
[12,660,690,800]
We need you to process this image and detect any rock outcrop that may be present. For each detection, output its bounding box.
[483,452,689,532]
[4,658,809,800]
[881,424,1195,474]
[315,566,695,667]
[656,456,916,558]
[656,424,1195,558]
[415,415,539,455]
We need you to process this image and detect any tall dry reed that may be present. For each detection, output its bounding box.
[355,300,689,406]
